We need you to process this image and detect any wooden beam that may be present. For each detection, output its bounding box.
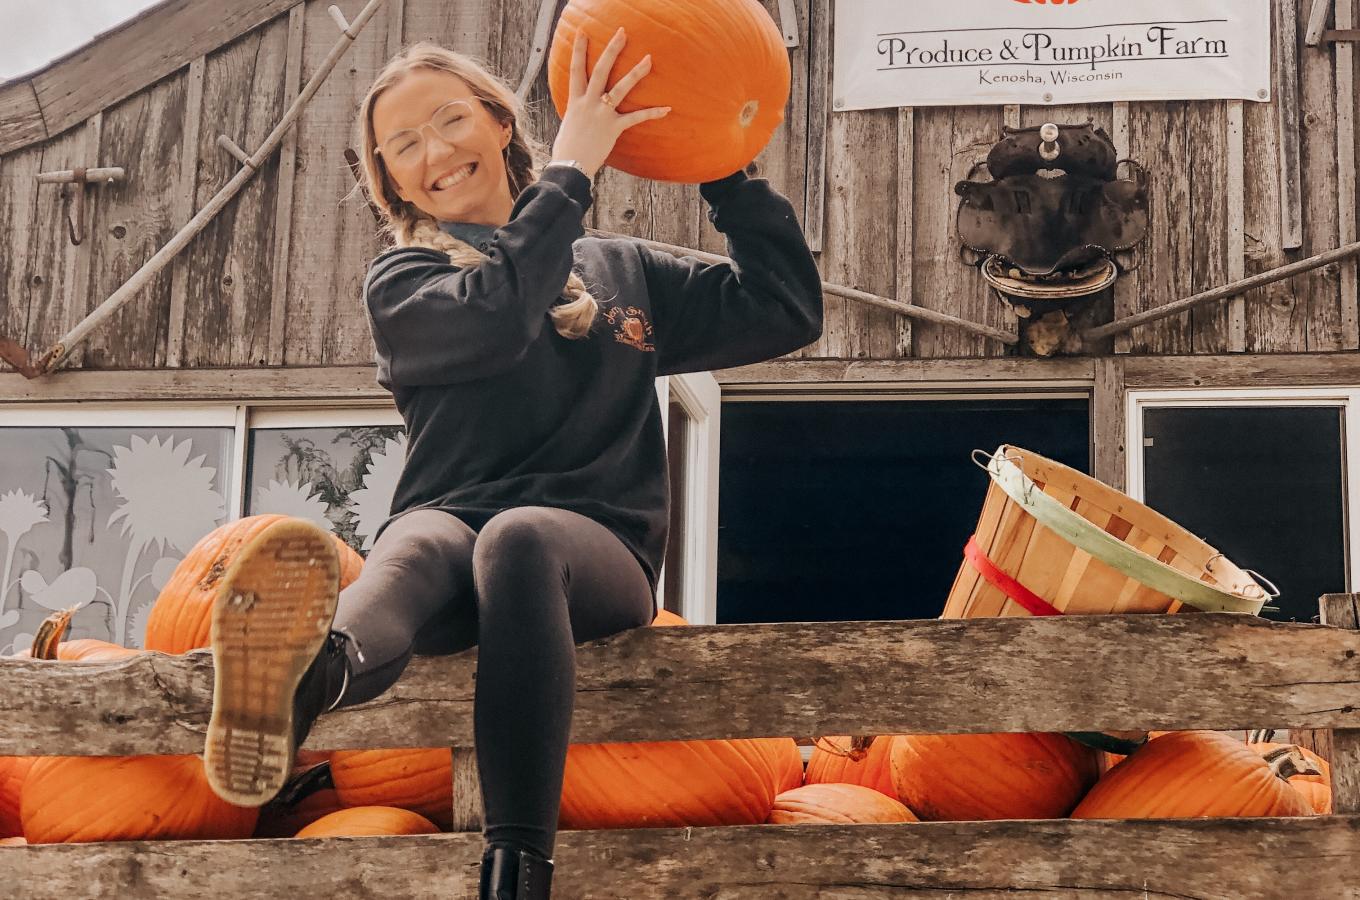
[0,365,389,403]
[1321,595,1360,814]
[803,0,829,252]
[8,615,1360,756]
[1227,100,1247,351]
[267,7,307,366]
[1307,0,1336,46]
[715,357,1095,386]
[1324,28,1360,41]
[1124,351,1360,387]
[165,57,206,368]
[1,0,302,155]
[1337,0,1359,349]
[1091,357,1126,491]
[1279,0,1305,250]
[7,817,1360,899]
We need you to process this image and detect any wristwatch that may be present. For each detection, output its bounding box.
[545,159,591,180]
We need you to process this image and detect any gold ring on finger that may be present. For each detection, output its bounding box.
[602,92,619,108]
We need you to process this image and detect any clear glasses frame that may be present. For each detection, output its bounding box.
[376,100,479,168]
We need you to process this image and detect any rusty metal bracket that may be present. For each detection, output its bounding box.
[36,166,125,246]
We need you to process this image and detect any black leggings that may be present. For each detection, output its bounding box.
[330,506,655,858]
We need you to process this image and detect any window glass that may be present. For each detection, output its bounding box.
[717,399,1090,623]
[246,426,407,553]
[0,426,233,652]
[1142,406,1346,622]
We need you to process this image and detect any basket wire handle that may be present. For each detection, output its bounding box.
[1242,568,1282,600]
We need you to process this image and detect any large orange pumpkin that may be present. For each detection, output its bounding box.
[329,748,453,830]
[890,732,1100,821]
[806,736,897,800]
[22,755,259,843]
[767,738,805,793]
[1072,731,1317,819]
[144,514,362,654]
[547,0,791,183]
[1248,742,1331,814]
[3,611,139,838]
[0,756,34,838]
[295,806,440,838]
[560,738,782,829]
[769,783,918,825]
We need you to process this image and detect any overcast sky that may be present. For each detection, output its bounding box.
[1,0,163,81]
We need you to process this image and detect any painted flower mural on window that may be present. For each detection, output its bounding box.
[0,427,232,652]
[350,435,408,551]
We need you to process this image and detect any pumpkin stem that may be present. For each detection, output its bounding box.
[30,605,80,660]
[739,100,759,127]
[1263,745,1324,780]
[1247,728,1277,745]
[811,735,874,761]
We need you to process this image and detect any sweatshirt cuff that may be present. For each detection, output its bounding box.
[538,165,595,213]
[699,169,750,207]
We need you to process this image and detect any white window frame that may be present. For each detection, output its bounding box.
[2,392,723,619]
[1125,386,1360,592]
[657,373,722,625]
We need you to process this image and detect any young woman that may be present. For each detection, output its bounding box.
[203,30,822,900]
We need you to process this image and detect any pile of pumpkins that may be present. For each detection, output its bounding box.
[0,516,1331,844]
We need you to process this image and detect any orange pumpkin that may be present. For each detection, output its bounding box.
[144,514,362,654]
[806,736,897,800]
[1247,742,1331,814]
[295,806,439,838]
[0,756,34,838]
[255,787,348,838]
[1072,731,1317,819]
[769,783,918,825]
[651,608,688,627]
[329,748,453,830]
[22,754,259,843]
[767,738,805,793]
[547,0,791,183]
[890,733,1100,821]
[3,611,140,838]
[560,738,782,829]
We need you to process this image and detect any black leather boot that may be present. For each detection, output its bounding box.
[479,845,554,900]
[291,629,354,751]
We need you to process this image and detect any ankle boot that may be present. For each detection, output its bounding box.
[479,845,554,900]
[291,630,353,751]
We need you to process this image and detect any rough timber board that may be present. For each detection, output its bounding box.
[8,615,1360,756]
[83,73,189,368]
[7,817,1360,899]
[179,19,292,367]
[0,0,299,155]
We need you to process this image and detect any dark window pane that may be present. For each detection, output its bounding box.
[0,427,232,651]
[1143,406,1345,622]
[246,427,406,554]
[717,399,1089,623]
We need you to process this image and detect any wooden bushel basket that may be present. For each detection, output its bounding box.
[944,445,1273,620]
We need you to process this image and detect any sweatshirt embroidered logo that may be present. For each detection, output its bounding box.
[603,305,655,352]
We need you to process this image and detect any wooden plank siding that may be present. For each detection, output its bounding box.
[0,0,1357,371]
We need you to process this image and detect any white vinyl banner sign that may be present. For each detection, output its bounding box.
[833,1,1272,110]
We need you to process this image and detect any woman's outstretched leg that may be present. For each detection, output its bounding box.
[204,510,479,806]
[471,506,655,896]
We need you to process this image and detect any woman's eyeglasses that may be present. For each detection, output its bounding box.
[377,100,478,167]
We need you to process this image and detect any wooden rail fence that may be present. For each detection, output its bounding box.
[4,597,1360,897]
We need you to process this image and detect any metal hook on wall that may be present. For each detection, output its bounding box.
[37,166,125,246]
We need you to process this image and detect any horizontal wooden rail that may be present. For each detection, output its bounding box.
[7,817,1360,899]
[7,614,1360,756]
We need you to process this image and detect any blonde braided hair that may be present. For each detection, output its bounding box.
[357,42,598,339]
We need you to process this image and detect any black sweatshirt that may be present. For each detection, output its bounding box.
[362,166,823,594]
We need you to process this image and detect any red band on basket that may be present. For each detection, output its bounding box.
[964,536,1063,617]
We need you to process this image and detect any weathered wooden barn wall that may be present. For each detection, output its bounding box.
[0,0,1356,370]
